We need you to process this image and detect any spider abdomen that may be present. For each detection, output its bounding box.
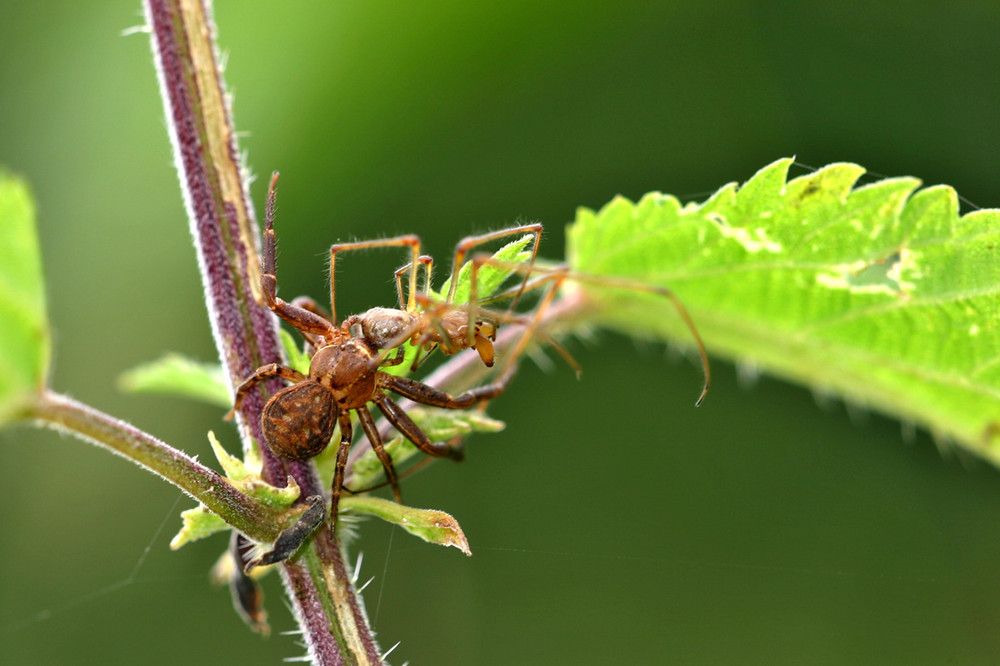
[355,307,418,349]
[262,381,336,460]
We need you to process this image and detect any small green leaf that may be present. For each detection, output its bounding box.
[170,504,229,549]
[279,328,311,375]
[0,172,50,423]
[341,495,471,555]
[210,430,253,480]
[567,158,1000,462]
[407,407,505,441]
[119,353,229,407]
[209,431,300,507]
[433,234,534,305]
[346,410,504,490]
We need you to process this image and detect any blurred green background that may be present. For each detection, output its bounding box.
[3,2,1000,664]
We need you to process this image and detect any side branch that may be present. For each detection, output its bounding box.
[30,390,278,541]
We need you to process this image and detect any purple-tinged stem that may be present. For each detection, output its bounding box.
[30,390,279,541]
[143,1,381,662]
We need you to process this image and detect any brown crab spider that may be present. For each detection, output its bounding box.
[227,173,539,568]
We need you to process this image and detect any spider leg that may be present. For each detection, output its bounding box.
[394,255,434,310]
[380,370,514,413]
[373,392,463,460]
[328,235,422,328]
[227,363,307,420]
[289,296,334,349]
[356,404,402,503]
[472,257,712,405]
[290,296,332,322]
[470,256,565,380]
[262,173,338,339]
[380,345,407,368]
[446,223,543,307]
[329,411,355,530]
[447,224,543,350]
[414,297,463,355]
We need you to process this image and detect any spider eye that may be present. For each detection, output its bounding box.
[262,382,335,460]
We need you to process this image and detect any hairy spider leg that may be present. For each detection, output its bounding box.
[226,363,307,420]
[445,223,543,307]
[464,256,711,405]
[288,297,334,351]
[393,255,434,309]
[354,404,400,502]
[290,295,332,322]
[328,410,359,530]
[445,223,543,350]
[391,256,447,369]
[328,235,423,328]
[262,173,339,341]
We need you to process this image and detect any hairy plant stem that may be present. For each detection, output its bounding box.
[29,389,279,540]
[143,0,380,662]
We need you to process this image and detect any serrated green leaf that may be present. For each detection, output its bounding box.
[567,158,1000,462]
[340,495,470,555]
[118,353,230,407]
[170,504,229,549]
[0,172,50,423]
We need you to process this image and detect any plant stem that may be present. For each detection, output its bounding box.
[143,0,380,662]
[29,389,279,541]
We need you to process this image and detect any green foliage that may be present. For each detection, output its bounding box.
[0,172,49,423]
[347,409,504,491]
[568,158,1000,461]
[119,353,230,408]
[171,505,228,549]
[432,233,535,305]
[279,328,311,375]
[172,432,303,549]
[340,495,471,555]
